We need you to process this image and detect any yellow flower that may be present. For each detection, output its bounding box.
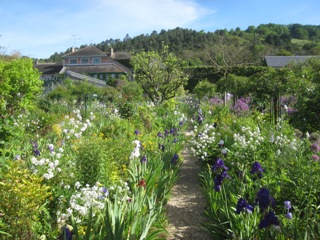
[52,124,62,136]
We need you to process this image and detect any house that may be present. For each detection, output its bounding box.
[61,46,132,81]
[35,46,132,91]
[264,56,319,68]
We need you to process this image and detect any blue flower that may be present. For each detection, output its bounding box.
[258,210,280,229]
[235,198,254,214]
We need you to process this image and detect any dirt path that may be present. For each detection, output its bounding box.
[165,131,212,240]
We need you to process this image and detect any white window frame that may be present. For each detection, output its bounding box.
[81,58,89,64]
[69,58,77,64]
[93,58,101,64]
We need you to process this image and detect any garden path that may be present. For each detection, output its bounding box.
[165,131,212,240]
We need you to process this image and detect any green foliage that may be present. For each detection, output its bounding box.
[74,137,106,186]
[0,160,51,239]
[0,58,42,116]
[190,97,320,239]
[130,45,189,104]
[193,79,216,100]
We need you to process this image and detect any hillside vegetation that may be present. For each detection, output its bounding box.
[46,23,320,64]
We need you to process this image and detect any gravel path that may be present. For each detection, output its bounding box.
[165,131,212,240]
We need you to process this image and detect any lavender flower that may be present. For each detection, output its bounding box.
[284,201,291,210]
[285,212,293,219]
[284,200,293,220]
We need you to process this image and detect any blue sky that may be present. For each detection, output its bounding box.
[1,0,319,59]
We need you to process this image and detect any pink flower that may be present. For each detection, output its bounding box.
[310,143,320,152]
[311,154,319,161]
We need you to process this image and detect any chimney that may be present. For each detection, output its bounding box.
[110,48,114,58]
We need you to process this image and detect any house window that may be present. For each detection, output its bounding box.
[81,58,89,64]
[70,58,77,64]
[93,58,101,64]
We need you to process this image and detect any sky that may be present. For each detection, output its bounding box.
[1,0,319,59]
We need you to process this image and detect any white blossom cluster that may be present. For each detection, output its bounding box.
[58,180,131,224]
[30,145,64,179]
[60,110,94,140]
[108,180,132,202]
[130,140,141,159]
[174,110,188,124]
[189,123,217,160]
[272,133,301,154]
[106,107,121,119]
[65,182,109,223]
[232,126,264,151]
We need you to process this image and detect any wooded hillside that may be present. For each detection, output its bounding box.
[47,23,320,65]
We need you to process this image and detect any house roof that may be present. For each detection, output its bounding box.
[265,56,319,68]
[62,46,108,58]
[34,62,63,74]
[61,63,131,74]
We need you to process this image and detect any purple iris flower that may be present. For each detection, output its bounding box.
[33,149,41,156]
[250,161,265,178]
[157,132,164,138]
[140,155,147,163]
[211,158,228,172]
[235,198,254,214]
[284,201,291,210]
[214,170,230,192]
[256,188,275,211]
[258,210,280,229]
[171,153,179,164]
[284,200,293,220]
[158,144,165,152]
[285,212,293,219]
[134,129,140,135]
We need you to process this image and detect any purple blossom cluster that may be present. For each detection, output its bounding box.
[209,96,224,106]
[211,158,230,191]
[233,97,250,114]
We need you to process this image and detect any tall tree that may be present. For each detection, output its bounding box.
[130,46,189,104]
[0,58,42,116]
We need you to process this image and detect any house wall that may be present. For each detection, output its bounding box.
[64,57,113,65]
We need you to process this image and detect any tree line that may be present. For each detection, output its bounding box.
[46,23,320,64]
